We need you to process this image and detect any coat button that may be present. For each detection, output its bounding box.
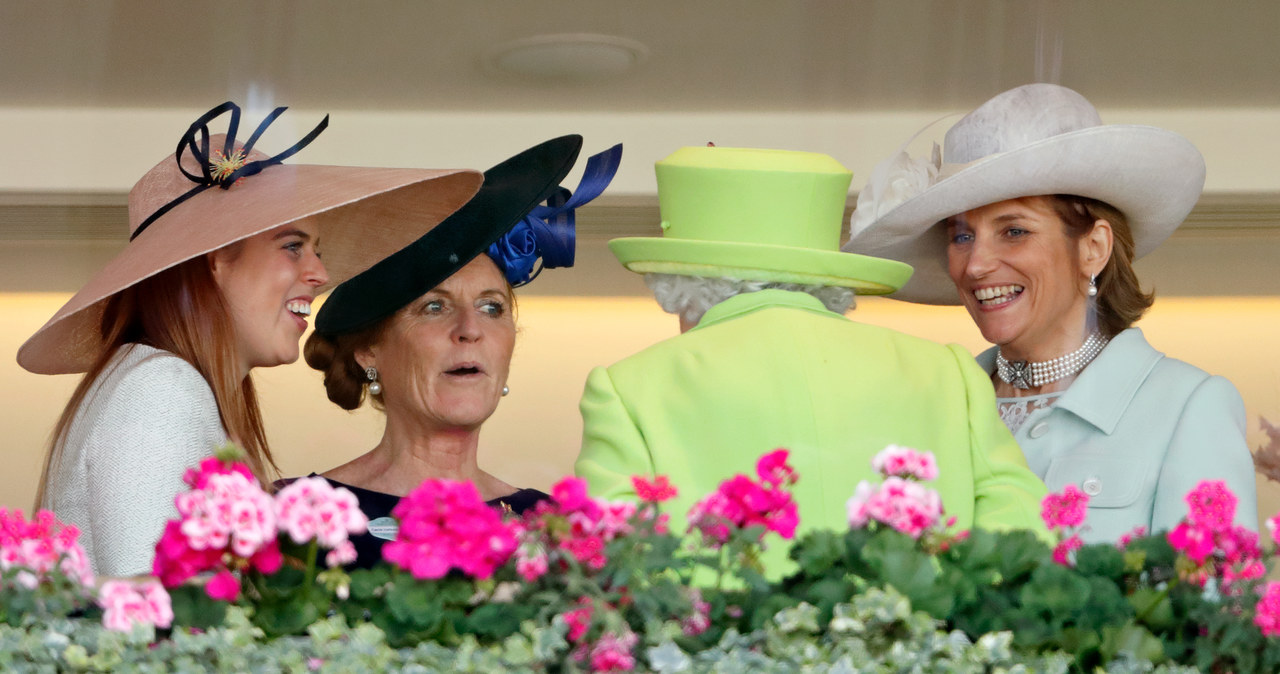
[1028,421,1049,438]
[1082,478,1103,496]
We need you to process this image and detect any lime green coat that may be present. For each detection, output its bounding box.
[575,290,1049,571]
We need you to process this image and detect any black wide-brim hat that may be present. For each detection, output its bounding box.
[315,134,584,336]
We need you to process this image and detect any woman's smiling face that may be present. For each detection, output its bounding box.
[945,196,1094,359]
[361,255,516,432]
[210,218,329,376]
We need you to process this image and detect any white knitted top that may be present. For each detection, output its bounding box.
[43,344,226,577]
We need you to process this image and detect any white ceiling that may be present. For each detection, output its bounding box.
[3,0,1279,113]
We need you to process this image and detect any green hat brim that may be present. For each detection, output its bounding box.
[609,237,913,295]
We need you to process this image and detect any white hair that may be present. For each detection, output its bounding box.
[645,273,856,326]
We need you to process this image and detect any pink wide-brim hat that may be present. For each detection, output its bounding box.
[842,83,1206,304]
[18,104,482,374]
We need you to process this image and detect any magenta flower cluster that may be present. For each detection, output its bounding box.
[152,458,283,599]
[871,444,940,481]
[1167,480,1262,588]
[98,579,173,633]
[383,479,519,580]
[0,506,93,591]
[1041,484,1090,566]
[686,449,800,548]
[512,476,664,581]
[275,476,368,568]
[1256,581,1280,637]
[152,456,368,600]
[846,446,945,539]
[558,597,641,673]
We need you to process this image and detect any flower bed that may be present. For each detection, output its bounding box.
[3,445,1280,672]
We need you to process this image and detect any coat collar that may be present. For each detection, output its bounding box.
[693,289,842,332]
[976,328,1162,434]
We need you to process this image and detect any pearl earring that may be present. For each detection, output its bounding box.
[501,385,510,397]
[1087,274,1098,298]
[365,366,382,396]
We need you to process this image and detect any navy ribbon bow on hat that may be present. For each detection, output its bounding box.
[131,102,329,241]
[487,143,623,287]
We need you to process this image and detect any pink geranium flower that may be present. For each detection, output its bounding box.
[275,477,368,567]
[151,457,283,601]
[561,596,595,642]
[1052,534,1084,566]
[1184,480,1236,532]
[632,475,677,503]
[1257,582,1280,636]
[871,445,939,481]
[1041,485,1090,531]
[845,476,944,539]
[98,579,173,632]
[205,569,242,602]
[553,477,599,516]
[756,449,799,487]
[1167,481,1261,589]
[687,452,799,548]
[383,479,518,580]
[0,507,93,590]
[682,588,711,637]
[1117,526,1147,550]
[588,629,639,672]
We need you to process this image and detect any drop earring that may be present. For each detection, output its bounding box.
[365,366,382,395]
[1087,274,1098,298]
[501,385,510,397]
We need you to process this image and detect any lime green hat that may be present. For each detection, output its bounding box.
[609,146,912,294]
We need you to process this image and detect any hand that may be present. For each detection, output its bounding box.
[1252,417,1280,483]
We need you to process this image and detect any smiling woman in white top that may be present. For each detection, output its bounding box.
[843,83,1258,542]
[19,102,481,576]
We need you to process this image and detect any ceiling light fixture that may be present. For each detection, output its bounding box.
[486,33,648,80]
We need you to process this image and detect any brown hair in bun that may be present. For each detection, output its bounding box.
[303,320,388,411]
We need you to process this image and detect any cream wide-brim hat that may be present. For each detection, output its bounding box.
[842,83,1206,305]
[18,106,482,375]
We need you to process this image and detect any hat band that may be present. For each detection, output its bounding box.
[130,101,329,241]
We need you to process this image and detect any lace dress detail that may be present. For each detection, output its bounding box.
[997,393,1061,434]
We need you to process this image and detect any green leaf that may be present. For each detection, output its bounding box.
[1018,564,1091,619]
[464,603,523,639]
[168,584,228,630]
[1101,621,1167,664]
[387,582,437,627]
[1073,543,1126,582]
[349,567,389,600]
[255,564,305,598]
[860,531,953,616]
[1129,588,1175,630]
[791,530,845,577]
[253,595,319,638]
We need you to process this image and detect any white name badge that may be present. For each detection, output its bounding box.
[366,517,399,541]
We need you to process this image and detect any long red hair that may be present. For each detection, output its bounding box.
[35,254,277,508]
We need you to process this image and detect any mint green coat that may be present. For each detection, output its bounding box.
[575,290,1049,571]
[976,328,1259,543]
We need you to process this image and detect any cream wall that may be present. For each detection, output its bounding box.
[4,284,1279,526]
[2,107,1280,196]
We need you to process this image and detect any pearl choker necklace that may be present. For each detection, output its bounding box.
[996,332,1109,389]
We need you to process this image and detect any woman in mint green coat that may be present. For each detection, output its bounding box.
[844,84,1258,542]
[574,146,1049,573]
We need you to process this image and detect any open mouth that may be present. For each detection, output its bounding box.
[445,363,485,377]
[286,299,313,317]
[974,284,1023,307]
